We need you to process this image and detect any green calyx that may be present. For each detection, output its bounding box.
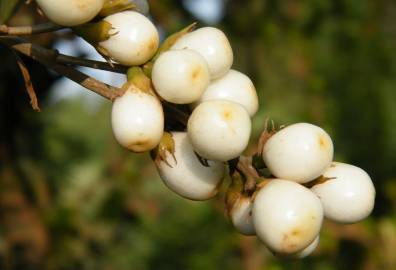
[73,21,114,45]
[143,22,197,76]
[73,20,117,63]
[126,66,155,95]
[99,0,136,17]
[153,22,197,59]
[151,132,176,167]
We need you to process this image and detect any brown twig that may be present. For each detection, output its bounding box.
[49,63,124,101]
[0,36,123,101]
[0,35,127,73]
[0,22,62,35]
[56,53,128,73]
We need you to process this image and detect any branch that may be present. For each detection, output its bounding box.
[0,35,127,73]
[0,22,62,35]
[56,53,128,73]
[49,63,124,101]
[0,36,123,100]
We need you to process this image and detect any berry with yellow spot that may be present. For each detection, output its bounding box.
[187,100,251,162]
[252,179,323,254]
[152,50,210,104]
[262,123,334,183]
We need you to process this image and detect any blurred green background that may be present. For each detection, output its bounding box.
[1,0,396,269]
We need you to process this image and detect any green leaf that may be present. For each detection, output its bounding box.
[0,0,20,24]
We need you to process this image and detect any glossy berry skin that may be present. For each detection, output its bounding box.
[262,123,334,183]
[152,50,210,104]
[171,27,233,79]
[252,179,323,254]
[100,11,159,65]
[229,196,255,235]
[311,162,375,224]
[111,85,164,152]
[197,69,259,117]
[187,100,251,162]
[156,132,224,201]
[36,0,105,26]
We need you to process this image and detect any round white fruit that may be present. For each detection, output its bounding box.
[187,100,251,162]
[171,27,233,79]
[262,123,334,183]
[229,196,255,235]
[311,162,375,224]
[152,50,210,104]
[111,85,164,152]
[156,132,224,201]
[196,69,259,117]
[252,179,323,254]
[36,0,105,26]
[100,11,159,65]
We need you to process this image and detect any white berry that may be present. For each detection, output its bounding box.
[187,100,251,162]
[100,11,159,65]
[262,123,334,183]
[36,0,105,26]
[229,196,255,235]
[311,162,375,224]
[111,84,164,152]
[152,50,210,104]
[156,132,224,201]
[196,69,259,117]
[171,27,233,79]
[252,179,323,254]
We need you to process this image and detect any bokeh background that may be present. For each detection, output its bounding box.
[1,0,396,269]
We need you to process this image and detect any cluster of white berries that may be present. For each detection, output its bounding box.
[35,0,375,259]
[228,123,375,257]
